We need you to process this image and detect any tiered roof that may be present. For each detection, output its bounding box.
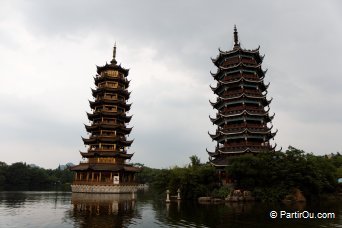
[207,26,277,167]
[71,44,139,173]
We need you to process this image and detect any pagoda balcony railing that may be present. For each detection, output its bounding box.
[221,91,262,98]
[97,73,127,81]
[218,128,268,134]
[221,106,264,112]
[223,74,259,82]
[91,121,126,127]
[217,146,270,153]
[219,142,264,148]
[87,148,126,153]
[218,124,266,132]
[72,180,138,186]
[222,123,265,130]
[97,96,125,102]
[94,109,124,114]
[88,135,127,140]
[222,89,261,97]
[241,58,257,65]
[79,161,126,165]
[221,57,239,66]
[97,83,125,90]
[90,133,117,137]
[218,109,265,116]
[222,88,260,96]
[221,57,257,67]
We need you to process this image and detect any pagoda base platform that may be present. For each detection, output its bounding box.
[71,184,139,193]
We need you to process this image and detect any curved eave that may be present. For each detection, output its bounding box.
[206,148,219,157]
[274,144,281,152]
[211,65,266,81]
[271,129,278,139]
[221,93,267,101]
[269,112,275,121]
[212,46,261,64]
[209,84,218,91]
[208,131,218,140]
[218,110,269,118]
[86,112,132,122]
[119,139,134,147]
[218,77,264,85]
[209,99,217,107]
[96,63,129,76]
[91,88,130,99]
[216,128,274,136]
[80,151,134,159]
[70,164,140,172]
[94,76,129,86]
[84,124,133,134]
[216,148,266,154]
[209,115,217,124]
[89,99,132,109]
[219,62,262,71]
[82,137,134,145]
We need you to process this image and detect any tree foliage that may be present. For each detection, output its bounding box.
[0,162,73,190]
[136,156,219,200]
[227,146,340,201]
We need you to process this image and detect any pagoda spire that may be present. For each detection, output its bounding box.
[233,25,240,49]
[111,42,117,65]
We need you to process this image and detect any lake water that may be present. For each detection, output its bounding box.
[0,191,341,227]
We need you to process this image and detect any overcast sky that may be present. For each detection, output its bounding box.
[1,0,342,169]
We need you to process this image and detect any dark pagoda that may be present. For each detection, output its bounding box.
[207,26,277,176]
[71,44,140,193]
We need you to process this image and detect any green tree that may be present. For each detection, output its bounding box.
[189,155,201,168]
[0,162,8,189]
[226,146,339,201]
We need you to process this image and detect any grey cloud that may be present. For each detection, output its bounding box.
[1,0,342,168]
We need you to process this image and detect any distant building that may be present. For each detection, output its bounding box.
[207,26,277,182]
[70,44,140,193]
[58,163,74,170]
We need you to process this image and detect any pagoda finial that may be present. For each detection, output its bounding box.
[233,25,240,49]
[111,42,117,64]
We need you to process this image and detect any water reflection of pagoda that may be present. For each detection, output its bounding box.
[70,193,137,227]
[72,193,135,214]
[71,45,140,193]
[207,26,277,174]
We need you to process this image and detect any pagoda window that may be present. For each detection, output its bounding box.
[107,82,118,88]
[97,158,116,164]
[106,118,116,124]
[221,56,240,66]
[101,144,115,150]
[103,130,115,136]
[95,106,103,112]
[102,70,119,77]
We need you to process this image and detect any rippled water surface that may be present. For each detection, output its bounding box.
[0,191,341,227]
